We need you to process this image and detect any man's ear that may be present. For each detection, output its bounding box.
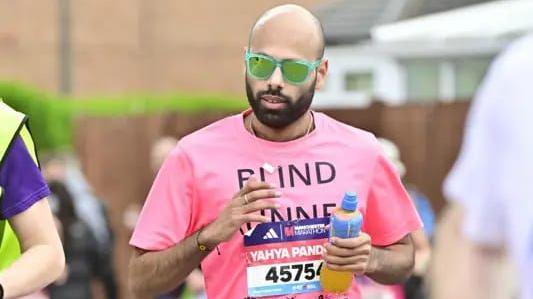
[243,46,248,75]
[315,58,329,91]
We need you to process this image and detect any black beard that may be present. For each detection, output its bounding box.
[245,77,316,129]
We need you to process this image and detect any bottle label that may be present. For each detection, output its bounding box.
[243,217,329,297]
[330,213,362,239]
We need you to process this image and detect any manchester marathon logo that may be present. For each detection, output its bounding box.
[244,218,329,247]
[283,223,326,239]
[262,223,327,240]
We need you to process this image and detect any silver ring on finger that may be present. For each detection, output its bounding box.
[243,194,249,205]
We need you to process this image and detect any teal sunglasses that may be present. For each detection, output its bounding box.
[245,50,321,85]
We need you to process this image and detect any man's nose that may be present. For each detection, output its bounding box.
[267,66,285,89]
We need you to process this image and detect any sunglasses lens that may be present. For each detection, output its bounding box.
[282,61,310,84]
[248,56,276,79]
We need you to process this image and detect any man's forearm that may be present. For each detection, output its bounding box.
[128,229,212,299]
[365,236,415,284]
[0,244,65,299]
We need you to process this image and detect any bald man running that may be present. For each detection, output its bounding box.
[128,5,421,299]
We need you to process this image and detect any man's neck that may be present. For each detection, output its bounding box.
[247,111,314,142]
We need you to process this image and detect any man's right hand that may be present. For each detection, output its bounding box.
[199,177,281,248]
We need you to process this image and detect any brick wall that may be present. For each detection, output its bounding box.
[0,0,326,96]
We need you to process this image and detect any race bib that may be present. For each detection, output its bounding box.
[244,217,329,297]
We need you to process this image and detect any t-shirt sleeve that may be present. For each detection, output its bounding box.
[363,152,422,246]
[129,144,195,251]
[0,136,51,220]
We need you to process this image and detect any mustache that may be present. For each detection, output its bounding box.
[256,89,291,103]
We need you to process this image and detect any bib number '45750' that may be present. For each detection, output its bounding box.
[244,217,329,297]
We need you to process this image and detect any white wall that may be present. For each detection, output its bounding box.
[313,45,405,108]
[374,56,406,104]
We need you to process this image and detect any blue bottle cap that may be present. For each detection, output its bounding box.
[341,191,358,211]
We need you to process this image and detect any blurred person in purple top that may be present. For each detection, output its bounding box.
[0,124,65,299]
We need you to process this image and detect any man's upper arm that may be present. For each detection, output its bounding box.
[380,234,412,250]
[129,144,195,251]
[394,235,411,245]
[364,150,422,246]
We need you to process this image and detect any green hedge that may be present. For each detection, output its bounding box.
[0,82,246,152]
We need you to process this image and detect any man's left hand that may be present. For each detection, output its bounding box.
[323,232,372,275]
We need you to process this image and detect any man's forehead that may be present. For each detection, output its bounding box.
[250,21,321,60]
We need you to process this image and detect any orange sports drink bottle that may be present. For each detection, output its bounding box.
[320,191,363,293]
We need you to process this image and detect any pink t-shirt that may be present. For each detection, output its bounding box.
[130,110,422,299]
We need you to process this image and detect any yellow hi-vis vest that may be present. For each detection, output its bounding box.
[0,99,39,271]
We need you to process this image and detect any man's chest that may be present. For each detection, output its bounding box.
[191,156,372,227]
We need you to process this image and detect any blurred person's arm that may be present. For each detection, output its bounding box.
[469,243,506,299]
[0,199,65,299]
[402,229,431,298]
[51,215,69,287]
[429,203,476,299]
[185,268,205,294]
[411,229,431,276]
[432,211,510,299]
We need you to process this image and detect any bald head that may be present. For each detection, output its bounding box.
[249,4,325,60]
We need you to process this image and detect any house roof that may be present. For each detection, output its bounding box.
[372,0,533,43]
[314,0,493,45]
